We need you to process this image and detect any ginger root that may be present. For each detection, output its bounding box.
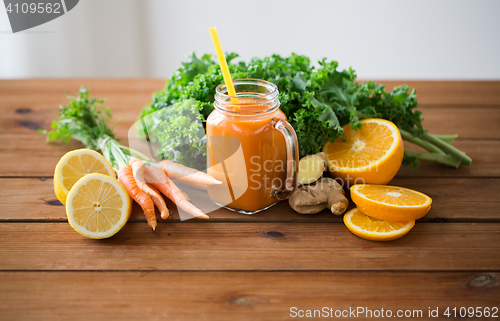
[289,177,349,215]
[297,152,326,185]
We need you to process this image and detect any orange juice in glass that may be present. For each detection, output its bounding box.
[206,79,299,214]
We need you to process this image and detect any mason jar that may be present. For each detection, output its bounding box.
[206,79,299,214]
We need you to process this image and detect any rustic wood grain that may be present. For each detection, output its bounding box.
[1,80,499,140]
[0,136,497,178]
[3,103,500,139]
[1,177,498,222]
[418,107,500,139]
[0,223,498,271]
[371,80,500,105]
[1,79,499,320]
[0,79,159,145]
[0,271,498,321]
[1,79,498,180]
[2,79,499,106]
[397,140,500,178]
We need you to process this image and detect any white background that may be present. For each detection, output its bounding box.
[1,0,499,79]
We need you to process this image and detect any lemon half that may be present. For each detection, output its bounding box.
[54,149,115,205]
[66,173,131,239]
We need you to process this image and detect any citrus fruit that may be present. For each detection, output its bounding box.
[343,208,415,241]
[350,184,432,222]
[54,149,115,205]
[66,173,131,239]
[323,119,404,186]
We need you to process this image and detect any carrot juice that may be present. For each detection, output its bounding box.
[206,79,299,214]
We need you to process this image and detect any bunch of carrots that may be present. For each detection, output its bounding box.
[42,87,221,230]
[118,158,221,230]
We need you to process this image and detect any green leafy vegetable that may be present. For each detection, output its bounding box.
[141,99,206,168]
[44,87,115,151]
[41,87,149,170]
[140,52,471,169]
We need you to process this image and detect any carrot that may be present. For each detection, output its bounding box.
[147,184,171,219]
[181,191,191,201]
[117,165,157,230]
[129,158,170,220]
[144,164,209,220]
[161,160,221,185]
[172,179,207,191]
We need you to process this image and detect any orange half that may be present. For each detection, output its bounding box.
[323,119,404,186]
[343,208,415,241]
[351,184,432,222]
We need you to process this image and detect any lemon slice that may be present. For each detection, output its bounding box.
[343,208,415,241]
[66,173,131,239]
[351,184,432,222]
[323,119,404,185]
[54,149,115,205]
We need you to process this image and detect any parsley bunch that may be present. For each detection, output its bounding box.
[141,53,471,169]
[42,87,149,170]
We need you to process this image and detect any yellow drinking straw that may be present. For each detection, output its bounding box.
[209,27,239,109]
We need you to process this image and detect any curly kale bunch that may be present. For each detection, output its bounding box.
[140,53,470,169]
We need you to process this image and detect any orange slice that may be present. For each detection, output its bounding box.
[343,208,415,241]
[323,119,404,186]
[350,184,432,222]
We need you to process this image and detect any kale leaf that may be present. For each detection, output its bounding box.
[140,52,466,169]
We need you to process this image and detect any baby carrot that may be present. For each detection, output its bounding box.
[171,179,207,191]
[147,183,171,219]
[130,158,170,220]
[181,191,191,201]
[117,165,157,231]
[145,164,209,220]
[161,160,221,186]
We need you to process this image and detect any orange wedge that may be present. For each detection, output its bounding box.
[323,119,404,186]
[350,184,432,222]
[343,208,415,241]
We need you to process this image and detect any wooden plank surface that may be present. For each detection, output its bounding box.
[1,79,499,320]
[1,177,499,222]
[1,80,499,140]
[1,271,498,321]
[0,136,498,178]
[0,222,498,271]
[2,79,500,106]
[418,107,500,139]
[378,81,500,105]
[0,79,162,143]
[3,104,500,139]
[397,140,500,178]
[1,79,499,178]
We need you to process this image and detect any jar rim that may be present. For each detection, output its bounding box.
[214,79,280,116]
[215,78,279,101]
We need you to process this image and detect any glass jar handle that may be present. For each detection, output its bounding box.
[270,118,299,200]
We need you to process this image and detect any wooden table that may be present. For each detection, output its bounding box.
[0,79,499,320]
